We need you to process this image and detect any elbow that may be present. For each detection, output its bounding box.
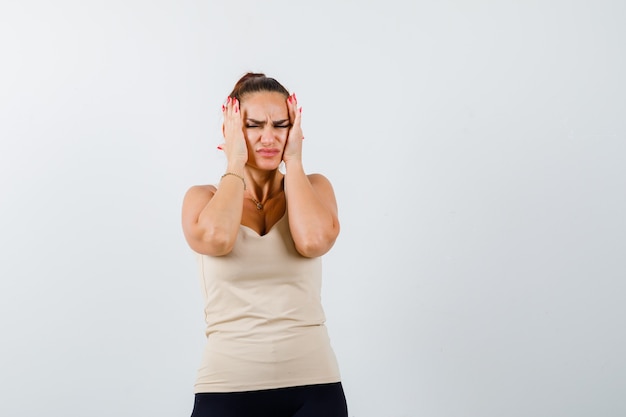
[188,225,236,257]
[295,242,334,258]
[294,227,339,258]
[204,231,236,256]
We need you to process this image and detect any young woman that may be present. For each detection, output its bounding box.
[181,73,348,417]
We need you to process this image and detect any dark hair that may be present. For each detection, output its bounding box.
[228,72,290,101]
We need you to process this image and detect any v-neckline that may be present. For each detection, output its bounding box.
[239,211,287,237]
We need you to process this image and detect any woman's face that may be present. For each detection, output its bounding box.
[240,91,290,170]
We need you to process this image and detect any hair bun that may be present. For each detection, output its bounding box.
[228,72,289,100]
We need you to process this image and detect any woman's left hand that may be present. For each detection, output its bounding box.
[282,94,303,163]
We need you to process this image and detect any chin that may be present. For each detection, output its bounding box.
[254,159,282,171]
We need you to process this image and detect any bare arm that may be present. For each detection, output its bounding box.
[181,170,246,256]
[284,163,340,257]
[181,97,248,256]
[282,95,340,257]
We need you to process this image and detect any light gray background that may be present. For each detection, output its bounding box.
[1,1,624,416]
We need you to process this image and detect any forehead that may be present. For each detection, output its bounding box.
[241,91,288,117]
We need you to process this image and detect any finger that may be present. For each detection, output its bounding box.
[287,94,297,122]
[289,93,301,123]
[223,96,235,114]
[295,108,304,140]
[223,97,243,126]
[293,105,302,127]
[292,94,300,119]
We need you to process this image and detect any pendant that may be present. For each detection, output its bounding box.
[251,197,263,210]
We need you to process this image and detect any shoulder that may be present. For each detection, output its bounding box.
[306,173,338,210]
[307,173,333,187]
[306,174,337,196]
[184,184,217,198]
[182,184,217,207]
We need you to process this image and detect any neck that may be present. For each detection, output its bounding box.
[244,168,284,203]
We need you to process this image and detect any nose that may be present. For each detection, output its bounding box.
[260,126,275,145]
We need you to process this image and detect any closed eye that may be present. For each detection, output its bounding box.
[246,119,290,129]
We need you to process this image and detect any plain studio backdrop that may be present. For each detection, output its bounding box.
[1,1,624,416]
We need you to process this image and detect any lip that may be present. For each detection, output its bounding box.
[256,148,281,157]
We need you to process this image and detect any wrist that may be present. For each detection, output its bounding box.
[283,159,304,173]
[226,161,246,174]
[220,172,246,190]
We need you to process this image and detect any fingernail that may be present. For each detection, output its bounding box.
[221,104,225,111]
[217,145,223,150]
[299,107,302,113]
[294,93,297,101]
[227,97,231,103]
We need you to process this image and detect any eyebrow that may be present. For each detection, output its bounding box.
[246,118,291,126]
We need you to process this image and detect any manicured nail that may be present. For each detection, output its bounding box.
[221,104,225,111]
[217,145,223,150]
[299,107,302,113]
[293,93,297,101]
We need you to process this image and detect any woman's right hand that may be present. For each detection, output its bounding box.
[220,97,248,165]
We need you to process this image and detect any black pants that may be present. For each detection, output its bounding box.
[190,382,348,417]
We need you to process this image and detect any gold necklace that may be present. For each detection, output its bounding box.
[250,196,263,210]
[248,179,284,211]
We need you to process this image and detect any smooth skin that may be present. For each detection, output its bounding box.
[182,91,340,258]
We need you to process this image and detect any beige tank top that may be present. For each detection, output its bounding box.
[193,210,341,393]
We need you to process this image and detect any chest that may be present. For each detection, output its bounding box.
[240,194,286,236]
